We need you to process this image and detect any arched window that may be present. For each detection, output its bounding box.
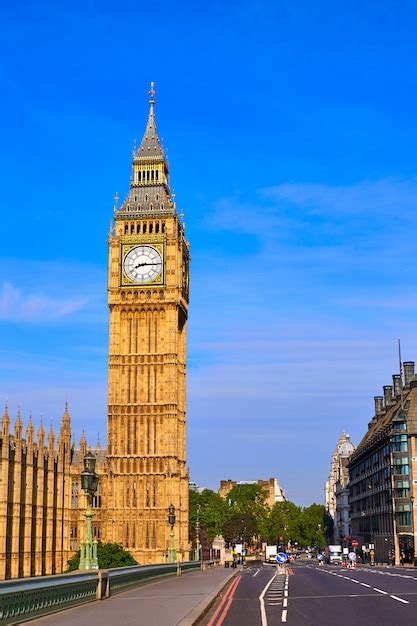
[149,223,153,233]
[161,222,165,233]
[130,223,134,234]
[151,170,154,181]
[124,224,128,234]
[155,223,160,234]
[147,171,150,181]
[136,223,140,234]
[156,170,159,181]
[143,223,147,234]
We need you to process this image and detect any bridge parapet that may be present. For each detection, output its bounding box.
[0,560,219,624]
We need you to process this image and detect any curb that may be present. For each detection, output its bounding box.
[177,570,237,626]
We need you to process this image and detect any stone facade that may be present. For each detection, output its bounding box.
[219,478,286,508]
[105,86,190,564]
[0,404,107,579]
[0,86,190,578]
[349,362,417,564]
[325,432,355,543]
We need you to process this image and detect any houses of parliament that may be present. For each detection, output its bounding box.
[0,85,190,579]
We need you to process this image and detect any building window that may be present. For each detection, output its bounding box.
[71,481,79,508]
[70,526,78,551]
[396,511,412,526]
[392,434,408,452]
[92,494,102,508]
[93,524,102,540]
[393,457,409,475]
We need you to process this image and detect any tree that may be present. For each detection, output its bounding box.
[222,513,258,546]
[262,501,302,546]
[226,484,269,519]
[189,489,229,547]
[67,542,138,571]
[299,504,330,548]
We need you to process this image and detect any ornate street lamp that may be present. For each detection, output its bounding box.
[195,504,201,562]
[79,451,99,570]
[167,504,176,563]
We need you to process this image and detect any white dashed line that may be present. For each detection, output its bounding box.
[281,609,287,622]
[373,588,388,595]
[390,595,409,604]
[360,583,371,588]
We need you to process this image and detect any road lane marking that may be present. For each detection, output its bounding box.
[253,568,260,577]
[207,575,240,626]
[259,572,277,626]
[281,573,289,623]
[304,565,412,605]
[390,595,409,604]
[283,598,287,608]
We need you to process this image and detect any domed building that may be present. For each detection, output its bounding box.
[325,432,355,543]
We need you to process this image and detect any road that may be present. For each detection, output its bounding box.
[200,560,417,625]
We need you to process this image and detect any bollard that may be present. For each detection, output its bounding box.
[97,571,110,600]
[176,562,181,576]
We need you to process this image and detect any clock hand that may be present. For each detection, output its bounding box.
[134,262,160,269]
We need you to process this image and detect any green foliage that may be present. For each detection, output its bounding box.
[262,501,303,545]
[189,489,229,546]
[299,503,328,548]
[188,486,333,551]
[67,542,138,571]
[226,484,269,519]
[222,513,258,546]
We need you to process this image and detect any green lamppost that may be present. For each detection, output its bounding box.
[168,504,177,563]
[79,451,99,570]
[195,504,201,562]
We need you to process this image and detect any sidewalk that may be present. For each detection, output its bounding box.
[27,565,237,626]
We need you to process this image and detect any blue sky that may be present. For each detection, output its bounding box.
[1,1,417,505]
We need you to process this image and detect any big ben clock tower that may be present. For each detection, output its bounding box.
[107,84,190,563]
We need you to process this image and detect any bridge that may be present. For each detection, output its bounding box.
[0,559,234,625]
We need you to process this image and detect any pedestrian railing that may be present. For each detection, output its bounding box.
[0,570,98,625]
[0,560,219,624]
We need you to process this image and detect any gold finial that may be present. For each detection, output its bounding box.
[149,81,156,103]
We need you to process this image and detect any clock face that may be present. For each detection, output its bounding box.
[123,245,163,284]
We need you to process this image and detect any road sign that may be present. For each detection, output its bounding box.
[276,552,288,564]
[348,552,356,561]
[351,539,359,548]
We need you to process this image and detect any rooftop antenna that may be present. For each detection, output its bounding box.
[398,338,404,411]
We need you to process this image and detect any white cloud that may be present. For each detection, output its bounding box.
[0,281,87,323]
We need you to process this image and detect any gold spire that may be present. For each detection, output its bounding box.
[26,413,34,444]
[37,419,45,446]
[15,407,23,439]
